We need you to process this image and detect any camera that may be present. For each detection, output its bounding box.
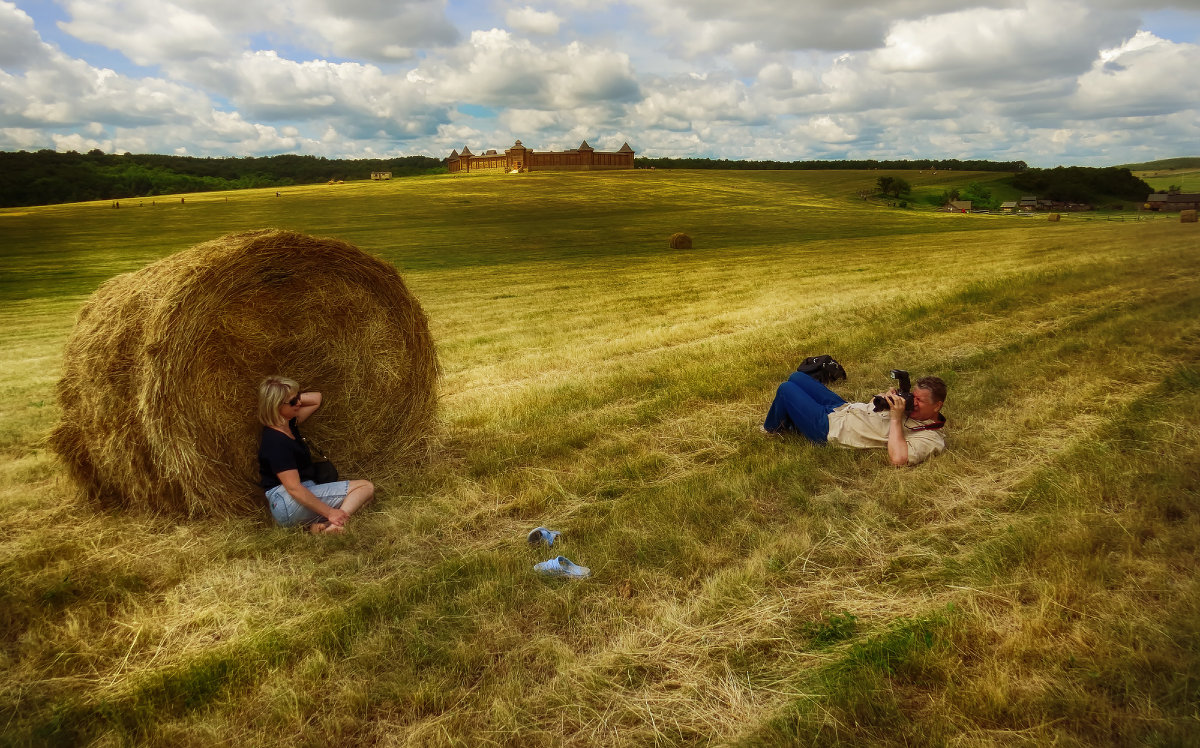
[872,369,914,413]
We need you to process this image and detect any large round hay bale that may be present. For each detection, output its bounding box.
[1182,209,1197,223]
[668,232,692,249]
[51,229,438,518]
[1048,213,1060,222]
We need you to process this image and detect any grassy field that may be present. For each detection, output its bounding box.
[1,169,1198,746]
[1136,169,1200,194]
[1129,157,1200,194]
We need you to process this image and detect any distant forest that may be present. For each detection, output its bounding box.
[0,150,1157,208]
[0,150,445,208]
[1010,166,1152,203]
[633,157,1029,172]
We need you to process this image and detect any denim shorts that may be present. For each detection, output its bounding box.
[266,480,350,527]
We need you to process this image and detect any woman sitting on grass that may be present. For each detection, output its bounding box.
[257,375,374,534]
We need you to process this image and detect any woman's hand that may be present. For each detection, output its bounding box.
[325,507,349,526]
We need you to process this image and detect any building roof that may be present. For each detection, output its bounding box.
[459,146,473,156]
[1166,193,1200,202]
[949,200,972,210]
[617,142,634,153]
[448,149,459,159]
[1000,201,1018,208]
[577,140,593,151]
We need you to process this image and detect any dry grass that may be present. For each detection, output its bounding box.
[49,229,437,517]
[1,171,1198,745]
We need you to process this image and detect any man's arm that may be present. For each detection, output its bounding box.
[884,391,909,466]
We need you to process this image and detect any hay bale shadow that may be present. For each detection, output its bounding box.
[51,229,438,519]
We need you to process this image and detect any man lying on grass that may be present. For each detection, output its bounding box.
[763,371,947,466]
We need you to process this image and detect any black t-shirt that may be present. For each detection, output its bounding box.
[258,418,316,489]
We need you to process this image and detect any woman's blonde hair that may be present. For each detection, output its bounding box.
[258,376,299,427]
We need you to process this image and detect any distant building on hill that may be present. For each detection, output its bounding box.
[371,172,392,180]
[447,140,635,174]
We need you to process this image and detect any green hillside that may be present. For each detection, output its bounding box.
[1119,156,1200,171]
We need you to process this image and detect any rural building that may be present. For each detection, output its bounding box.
[1000,201,1018,212]
[1144,192,1200,211]
[1018,196,1038,210]
[947,200,972,212]
[448,140,635,174]
[371,172,392,180]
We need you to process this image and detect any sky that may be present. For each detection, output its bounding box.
[1,0,1199,166]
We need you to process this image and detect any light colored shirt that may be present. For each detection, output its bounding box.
[827,402,945,466]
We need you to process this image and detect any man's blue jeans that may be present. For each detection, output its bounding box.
[763,371,847,443]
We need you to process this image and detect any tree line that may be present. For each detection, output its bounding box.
[1,150,1153,209]
[0,150,446,208]
[634,157,1029,172]
[1009,166,1151,203]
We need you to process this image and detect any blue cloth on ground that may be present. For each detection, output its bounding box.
[533,556,590,579]
[527,527,562,546]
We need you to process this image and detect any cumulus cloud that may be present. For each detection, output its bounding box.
[506,5,562,35]
[59,0,238,66]
[873,1,1137,80]
[429,29,640,110]
[282,0,459,61]
[57,0,458,68]
[1071,31,1200,118]
[0,1,50,69]
[4,0,1200,163]
[0,49,212,130]
[627,0,1009,56]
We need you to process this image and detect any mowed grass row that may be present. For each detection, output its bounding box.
[0,171,1197,745]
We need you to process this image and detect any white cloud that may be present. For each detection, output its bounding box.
[429,29,640,111]
[627,0,998,56]
[874,0,1136,79]
[1071,31,1200,118]
[2,0,1198,163]
[59,0,237,66]
[56,0,458,68]
[0,1,50,69]
[506,6,562,35]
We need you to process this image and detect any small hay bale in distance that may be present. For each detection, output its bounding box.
[668,232,692,249]
[51,229,438,519]
[1048,213,1060,222]
[1182,209,1197,223]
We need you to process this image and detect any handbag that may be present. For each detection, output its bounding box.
[796,354,847,384]
[303,436,340,483]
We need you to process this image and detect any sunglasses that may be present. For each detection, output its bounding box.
[287,394,302,407]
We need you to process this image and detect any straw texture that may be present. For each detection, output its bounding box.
[51,229,438,518]
[668,232,692,249]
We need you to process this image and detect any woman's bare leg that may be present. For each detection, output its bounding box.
[340,480,375,516]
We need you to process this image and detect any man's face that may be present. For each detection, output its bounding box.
[910,386,942,421]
